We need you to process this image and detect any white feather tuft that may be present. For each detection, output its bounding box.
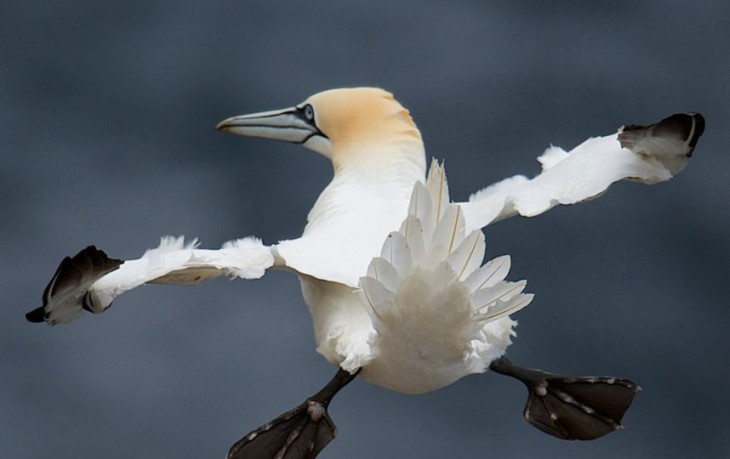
[538,145,569,170]
[221,236,265,250]
[145,235,199,256]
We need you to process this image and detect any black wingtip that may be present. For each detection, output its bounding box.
[651,112,706,152]
[620,112,705,156]
[25,306,46,323]
[27,245,123,325]
[686,112,705,150]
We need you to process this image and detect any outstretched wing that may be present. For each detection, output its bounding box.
[26,236,276,325]
[459,112,705,231]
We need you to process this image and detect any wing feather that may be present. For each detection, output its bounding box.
[460,113,705,232]
[27,236,275,325]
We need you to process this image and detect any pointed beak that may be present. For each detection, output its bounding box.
[216,106,322,144]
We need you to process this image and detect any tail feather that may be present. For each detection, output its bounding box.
[445,230,486,281]
[407,181,434,242]
[426,159,450,226]
[365,257,401,293]
[378,232,411,279]
[464,255,511,293]
[475,293,534,323]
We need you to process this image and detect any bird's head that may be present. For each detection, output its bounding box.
[217,87,424,172]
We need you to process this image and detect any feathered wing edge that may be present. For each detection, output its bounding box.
[460,112,705,231]
[26,236,275,325]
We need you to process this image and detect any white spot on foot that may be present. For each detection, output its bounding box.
[535,381,548,397]
[307,401,326,421]
[557,391,576,404]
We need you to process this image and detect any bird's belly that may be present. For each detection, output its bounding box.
[299,275,515,394]
[298,275,458,393]
[299,277,377,371]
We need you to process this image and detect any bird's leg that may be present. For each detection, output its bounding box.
[489,356,640,441]
[227,367,360,459]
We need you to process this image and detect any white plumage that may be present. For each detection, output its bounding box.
[87,236,274,313]
[30,87,703,395]
[357,161,531,393]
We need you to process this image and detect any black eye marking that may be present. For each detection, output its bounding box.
[296,103,328,143]
[303,104,315,122]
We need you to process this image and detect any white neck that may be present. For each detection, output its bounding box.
[274,130,426,287]
[306,140,426,236]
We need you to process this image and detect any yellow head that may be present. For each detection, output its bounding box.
[217,87,424,172]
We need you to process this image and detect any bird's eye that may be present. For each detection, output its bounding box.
[303,104,315,122]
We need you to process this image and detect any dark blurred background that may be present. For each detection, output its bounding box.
[2,1,728,458]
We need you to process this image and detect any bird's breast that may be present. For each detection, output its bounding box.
[277,171,419,287]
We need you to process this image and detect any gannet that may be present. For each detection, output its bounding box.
[26,88,704,458]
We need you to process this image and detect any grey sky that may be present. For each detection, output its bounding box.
[2,1,729,458]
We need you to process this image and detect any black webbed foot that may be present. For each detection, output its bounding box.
[489,356,640,441]
[227,368,359,459]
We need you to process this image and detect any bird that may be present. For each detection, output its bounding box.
[26,87,704,458]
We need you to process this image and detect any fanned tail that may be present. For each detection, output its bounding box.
[358,161,533,393]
